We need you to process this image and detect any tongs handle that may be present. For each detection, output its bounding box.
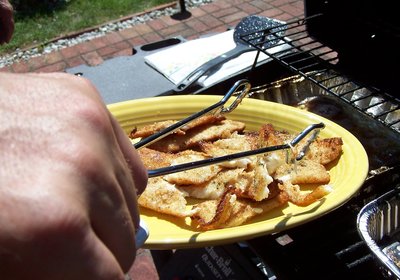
[134,79,251,149]
[147,122,325,178]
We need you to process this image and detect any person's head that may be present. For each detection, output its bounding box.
[0,0,14,44]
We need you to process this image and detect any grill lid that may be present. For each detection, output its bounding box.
[304,0,400,95]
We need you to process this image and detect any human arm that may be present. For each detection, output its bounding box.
[0,72,148,280]
[0,0,14,44]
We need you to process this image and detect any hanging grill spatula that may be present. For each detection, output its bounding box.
[174,15,286,92]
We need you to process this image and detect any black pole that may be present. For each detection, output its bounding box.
[179,0,187,14]
[172,0,191,20]
[179,0,187,13]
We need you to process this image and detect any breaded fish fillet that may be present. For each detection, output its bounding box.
[223,191,289,228]
[139,148,222,185]
[304,137,343,165]
[138,177,197,217]
[147,119,246,152]
[163,150,222,185]
[135,119,343,229]
[278,181,332,207]
[190,187,237,230]
[199,131,259,168]
[138,147,172,169]
[259,123,343,168]
[259,123,292,146]
[129,114,226,138]
[248,159,273,201]
[200,131,259,154]
[130,120,178,138]
[179,168,246,200]
[191,187,289,230]
[179,158,273,202]
[274,159,330,185]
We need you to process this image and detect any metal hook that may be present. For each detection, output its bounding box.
[219,80,252,114]
[134,79,251,149]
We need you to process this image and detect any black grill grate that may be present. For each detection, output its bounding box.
[239,14,400,279]
[242,15,400,133]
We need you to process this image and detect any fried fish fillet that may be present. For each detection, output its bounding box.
[259,123,343,170]
[278,181,332,207]
[304,137,343,165]
[223,191,289,228]
[179,168,246,200]
[199,131,259,168]
[130,120,178,138]
[274,159,330,185]
[248,159,273,201]
[179,162,273,202]
[259,123,292,146]
[129,114,226,138]
[190,187,237,230]
[139,148,222,185]
[197,131,274,201]
[183,130,275,201]
[163,150,222,185]
[138,147,172,169]
[147,119,246,153]
[136,119,343,229]
[191,187,289,230]
[200,131,259,154]
[138,177,197,217]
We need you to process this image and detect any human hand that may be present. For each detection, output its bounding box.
[0,72,148,280]
[0,0,14,44]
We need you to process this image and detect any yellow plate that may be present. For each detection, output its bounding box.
[108,95,369,249]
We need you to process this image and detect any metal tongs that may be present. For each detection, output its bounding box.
[132,79,325,178]
[147,122,324,177]
[134,79,252,149]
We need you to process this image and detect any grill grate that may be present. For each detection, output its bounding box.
[242,15,400,133]
[240,14,400,279]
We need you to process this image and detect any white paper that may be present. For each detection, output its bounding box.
[145,30,291,87]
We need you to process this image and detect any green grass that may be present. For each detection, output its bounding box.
[0,0,174,55]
